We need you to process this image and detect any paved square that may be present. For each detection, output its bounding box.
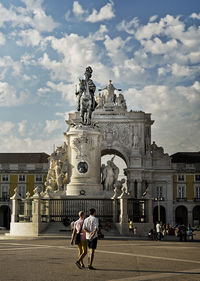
[0,238,200,281]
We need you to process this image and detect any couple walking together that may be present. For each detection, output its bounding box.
[71,208,98,270]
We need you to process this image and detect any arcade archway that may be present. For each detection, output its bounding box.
[0,205,11,229]
[153,206,166,225]
[193,206,200,226]
[175,206,188,225]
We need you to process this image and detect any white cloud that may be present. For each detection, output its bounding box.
[39,33,106,83]
[92,25,108,41]
[117,17,139,34]
[0,82,29,107]
[73,1,85,16]
[0,32,6,45]
[16,29,42,46]
[86,2,115,23]
[0,56,22,77]
[149,15,158,22]
[18,120,27,136]
[0,121,15,135]
[124,82,200,154]
[190,12,200,20]
[0,1,58,32]
[44,120,63,134]
[46,81,76,106]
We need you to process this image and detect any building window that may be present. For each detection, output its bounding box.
[156,186,163,198]
[19,174,25,182]
[2,175,9,182]
[195,175,200,182]
[195,186,200,199]
[178,174,184,181]
[35,174,43,182]
[178,186,185,199]
[18,186,26,198]
[35,185,43,193]
[1,185,9,200]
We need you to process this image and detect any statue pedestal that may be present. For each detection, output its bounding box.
[65,125,103,197]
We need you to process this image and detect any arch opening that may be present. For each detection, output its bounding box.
[0,205,11,229]
[193,205,200,226]
[101,149,127,191]
[175,206,188,226]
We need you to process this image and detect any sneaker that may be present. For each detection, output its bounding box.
[75,261,82,269]
[88,265,96,270]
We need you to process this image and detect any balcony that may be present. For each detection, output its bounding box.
[176,197,187,202]
[194,198,200,202]
[0,196,10,202]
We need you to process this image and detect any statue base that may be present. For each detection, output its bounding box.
[65,124,103,197]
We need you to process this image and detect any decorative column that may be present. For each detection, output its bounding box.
[24,192,32,221]
[118,187,129,234]
[32,187,41,235]
[11,187,21,223]
[112,188,118,223]
[137,180,142,199]
[43,189,51,222]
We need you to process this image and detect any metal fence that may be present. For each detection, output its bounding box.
[42,198,114,225]
[127,199,147,223]
[17,197,148,224]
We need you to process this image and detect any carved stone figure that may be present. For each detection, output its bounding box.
[45,142,68,192]
[99,80,121,104]
[133,134,139,148]
[101,156,119,191]
[75,66,97,125]
[114,178,126,195]
[117,94,127,109]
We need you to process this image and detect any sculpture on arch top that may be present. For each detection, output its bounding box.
[75,66,97,125]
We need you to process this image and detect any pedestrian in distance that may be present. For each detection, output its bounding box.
[156,221,162,240]
[83,208,99,270]
[129,219,134,235]
[71,211,87,269]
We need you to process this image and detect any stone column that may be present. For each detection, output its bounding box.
[43,190,51,222]
[11,188,21,223]
[188,207,193,226]
[112,188,118,223]
[147,198,153,224]
[24,192,32,221]
[137,180,142,199]
[32,187,41,234]
[118,187,129,234]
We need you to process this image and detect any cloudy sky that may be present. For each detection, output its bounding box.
[0,0,200,155]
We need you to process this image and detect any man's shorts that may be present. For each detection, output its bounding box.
[87,237,98,249]
[78,240,87,252]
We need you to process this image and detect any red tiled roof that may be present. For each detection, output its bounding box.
[0,153,49,164]
[170,152,200,164]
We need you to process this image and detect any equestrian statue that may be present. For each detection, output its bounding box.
[75,66,97,125]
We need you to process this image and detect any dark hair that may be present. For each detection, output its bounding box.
[89,208,96,215]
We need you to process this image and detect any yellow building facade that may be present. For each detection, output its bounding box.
[0,153,49,229]
[171,152,200,226]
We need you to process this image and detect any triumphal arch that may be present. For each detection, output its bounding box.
[10,67,174,237]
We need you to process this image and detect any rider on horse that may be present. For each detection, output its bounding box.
[76,66,97,112]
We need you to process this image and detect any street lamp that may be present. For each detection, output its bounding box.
[154,196,164,223]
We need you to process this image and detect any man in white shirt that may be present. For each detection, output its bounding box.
[83,208,99,270]
[156,221,161,240]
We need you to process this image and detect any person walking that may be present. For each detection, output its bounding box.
[156,221,161,240]
[71,211,87,269]
[83,208,99,270]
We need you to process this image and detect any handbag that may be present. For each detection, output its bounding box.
[75,222,83,245]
